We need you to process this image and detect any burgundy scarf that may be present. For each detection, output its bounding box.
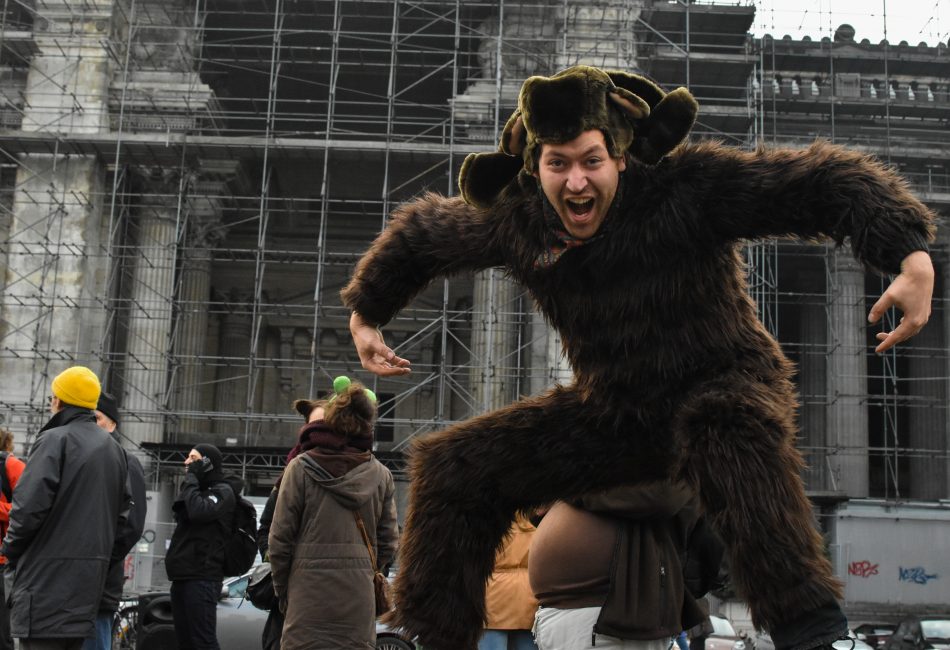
[277,420,373,487]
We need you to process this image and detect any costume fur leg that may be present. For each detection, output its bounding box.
[675,376,843,632]
[390,373,842,646]
[386,386,673,650]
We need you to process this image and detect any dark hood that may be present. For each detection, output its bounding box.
[298,453,382,510]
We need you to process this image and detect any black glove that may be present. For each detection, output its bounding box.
[187,456,213,481]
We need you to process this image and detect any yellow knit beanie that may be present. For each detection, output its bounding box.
[51,366,101,409]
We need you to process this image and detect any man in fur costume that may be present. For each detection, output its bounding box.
[340,65,936,650]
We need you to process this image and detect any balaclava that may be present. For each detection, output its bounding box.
[193,443,225,484]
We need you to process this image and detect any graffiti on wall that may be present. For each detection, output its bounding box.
[848,560,879,578]
[847,560,941,585]
[899,567,939,585]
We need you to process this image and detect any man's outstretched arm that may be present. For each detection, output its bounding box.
[349,311,412,377]
[868,250,934,353]
[668,141,936,351]
[342,192,507,376]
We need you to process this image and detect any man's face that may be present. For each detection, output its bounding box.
[185,448,203,466]
[95,410,116,433]
[48,395,62,415]
[535,129,626,240]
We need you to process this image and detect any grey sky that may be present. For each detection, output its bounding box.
[750,0,947,45]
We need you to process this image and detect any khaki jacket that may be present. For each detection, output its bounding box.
[269,453,398,650]
[484,515,539,630]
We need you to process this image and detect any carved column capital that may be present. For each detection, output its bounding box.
[134,166,196,213]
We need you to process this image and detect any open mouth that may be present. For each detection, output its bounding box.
[565,198,594,216]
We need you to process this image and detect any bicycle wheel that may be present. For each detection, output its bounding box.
[111,605,138,650]
[376,635,414,650]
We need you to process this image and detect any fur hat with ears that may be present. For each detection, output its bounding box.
[459,65,699,209]
[293,398,328,421]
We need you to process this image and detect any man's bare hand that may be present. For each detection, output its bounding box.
[349,312,411,376]
[868,250,934,353]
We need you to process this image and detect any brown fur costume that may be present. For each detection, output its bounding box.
[342,107,935,650]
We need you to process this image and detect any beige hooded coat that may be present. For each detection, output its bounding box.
[269,453,399,649]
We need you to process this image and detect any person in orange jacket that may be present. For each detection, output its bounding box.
[480,514,540,650]
[0,428,26,650]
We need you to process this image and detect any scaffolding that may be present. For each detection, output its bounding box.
[0,0,947,506]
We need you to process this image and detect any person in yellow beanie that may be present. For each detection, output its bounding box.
[50,366,101,410]
[1,366,131,649]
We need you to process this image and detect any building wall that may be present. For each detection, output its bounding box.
[0,1,946,505]
[833,501,950,609]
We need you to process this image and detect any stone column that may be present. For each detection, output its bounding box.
[114,0,220,446]
[214,291,253,438]
[525,311,573,397]
[0,73,22,281]
[945,257,950,499]
[278,327,296,397]
[798,270,828,491]
[470,269,520,413]
[169,218,220,441]
[121,169,184,446]
[905,286,946,499]
[168,163,236,441]
[825,247,869,497]
[0,3,113,437]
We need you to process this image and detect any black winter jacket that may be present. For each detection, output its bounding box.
[164,473,239,581]
[1,406,131,638]
[100,449,147,612]
[256,487,278,559]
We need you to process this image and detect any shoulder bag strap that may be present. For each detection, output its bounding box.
[353,510,379,572]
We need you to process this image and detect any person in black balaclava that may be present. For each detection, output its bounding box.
[164,444,239,650]
[191,444,225,484]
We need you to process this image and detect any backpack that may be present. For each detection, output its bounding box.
[221,491,259,577]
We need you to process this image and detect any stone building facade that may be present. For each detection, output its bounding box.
[0,1,946,507]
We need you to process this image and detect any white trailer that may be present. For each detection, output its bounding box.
[831,500,950,610]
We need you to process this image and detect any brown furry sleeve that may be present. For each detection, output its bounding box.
[341,192,506,326]
[668,140,936,275]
